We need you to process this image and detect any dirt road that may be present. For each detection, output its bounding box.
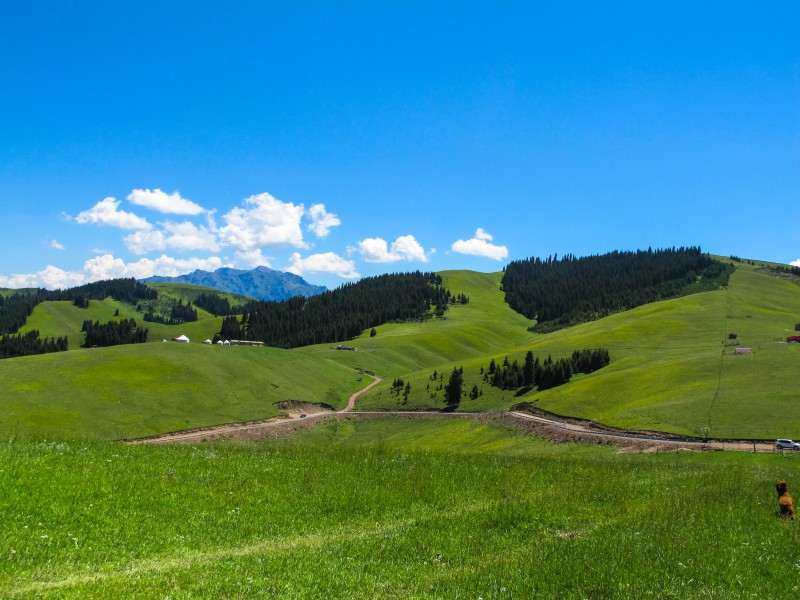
[507,411,776,452]
[344,375,382,411]
[129,374,383,445]
[126,373,781,452]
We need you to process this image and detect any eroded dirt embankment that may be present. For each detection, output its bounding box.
[125,400,336,445]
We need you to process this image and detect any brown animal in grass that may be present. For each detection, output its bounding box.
[776,481,796,521]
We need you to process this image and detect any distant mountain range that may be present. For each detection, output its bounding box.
[141,266,326,301]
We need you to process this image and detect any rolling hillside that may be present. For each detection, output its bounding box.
[1,342,365,439]
[322,261,800,439]
[3,257,800,440]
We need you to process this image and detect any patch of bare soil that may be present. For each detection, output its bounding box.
[493,412,678,451]
[272,400,336,416]
[508,402,694,441]
[757,267,800,286]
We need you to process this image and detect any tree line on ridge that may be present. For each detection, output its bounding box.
[501,247,733,333]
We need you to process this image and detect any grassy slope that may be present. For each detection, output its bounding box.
[0,343,365,440]
[333,264,800,438]
[20,297,226,346]
[146,281,252,305]
[6,261,800,439]
[302,270,536,378]
[2,418,798,598]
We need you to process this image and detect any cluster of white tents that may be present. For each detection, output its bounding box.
[168,335,261,347]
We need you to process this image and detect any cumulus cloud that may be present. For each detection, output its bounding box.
[0,254,230,289]
[127,188,206,215]
[286,252,360,279]
[306,204,341,238]
[50,240,65,251]
[124,221,220,255]
[234,248,272,268]
[357,235,429,263]
[450,228,508,261]
[219,193,306,250]
[82,253,227,281]
[75,197,151,230]
[791,259,800,267]
[0,265,86,290]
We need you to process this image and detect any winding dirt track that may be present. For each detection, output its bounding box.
[129,375,383,445]
[344,376,382,411]
[507,411,776,452]
[127,373,781,452]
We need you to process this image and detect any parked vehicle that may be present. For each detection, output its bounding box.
[775,439,800,450]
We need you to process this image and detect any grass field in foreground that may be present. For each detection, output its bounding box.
[2,417,799,598]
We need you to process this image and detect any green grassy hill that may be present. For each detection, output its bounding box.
[19,287,237,346]
[4,259,800,440]
[146,281,252,312]
[333,262,800,439]
[0,342,365,439]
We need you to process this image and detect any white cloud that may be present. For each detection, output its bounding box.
[791,259,800,267]
[306,204,341,238]
[357,235,429,263]
[286,252,360,279]
[124,229,167,255]
[124,221,220,255]
[219,193,306,250]
[0,254,230,289]
[75,197,151,230]
[234,248,272,268]
[127,188,206,215]
[451,228,508,261]
[50,240,65,251]
[0,265,85,289]
[82,254,228,281]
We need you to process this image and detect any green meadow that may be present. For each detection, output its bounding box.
[2,417,799,599]
[0,343,364,439]
[348,263,800,439]
[3,260,800,440]
[4,264,800,597]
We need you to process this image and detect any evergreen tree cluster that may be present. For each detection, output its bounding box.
[1,279,157,335]
[193,293,252,317]
[485,348,610,392]
[82,318,149,348]
[0,292,40,335]
[218,272,453,348]
[72,296,90,309]
[52,278,157,305]
[0,330,67,359]
[144,299,198,325]
[772,264,800,277]
[433,290,469,318]
[501,247,733,332]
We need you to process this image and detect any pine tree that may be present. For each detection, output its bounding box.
[444,367,463,410]
[523,351,535,387]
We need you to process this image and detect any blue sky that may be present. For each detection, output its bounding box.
[1,1,797,289]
